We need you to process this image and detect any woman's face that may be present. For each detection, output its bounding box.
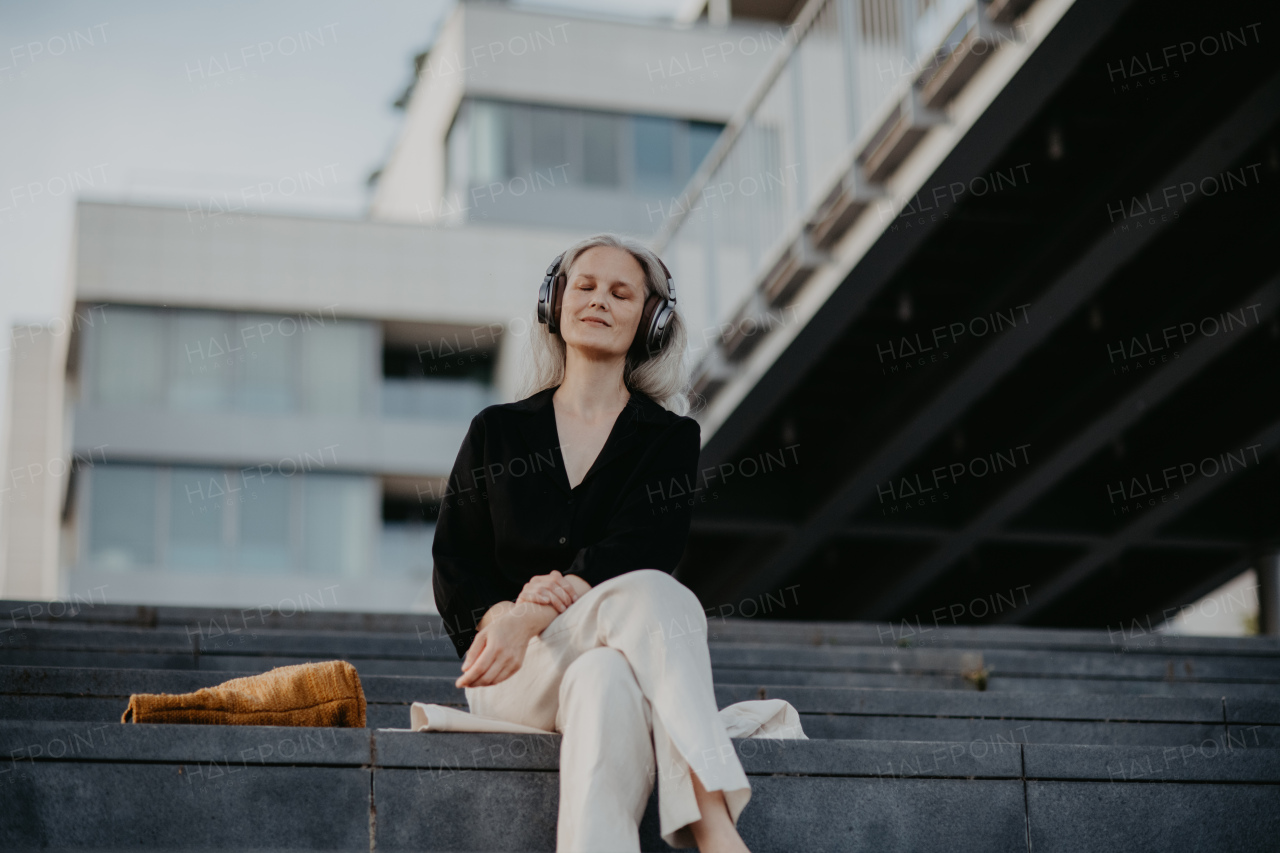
[558,245,649,359]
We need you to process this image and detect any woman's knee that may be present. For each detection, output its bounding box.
[615,569,704,617]
[560,646,638,699]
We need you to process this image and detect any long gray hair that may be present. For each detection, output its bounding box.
[517,233,692,416]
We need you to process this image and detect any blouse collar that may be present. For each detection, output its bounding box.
[509,384,674,493]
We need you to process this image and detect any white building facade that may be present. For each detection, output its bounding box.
[1,0,784,612]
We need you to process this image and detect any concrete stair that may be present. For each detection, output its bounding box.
[2,599,1278,851]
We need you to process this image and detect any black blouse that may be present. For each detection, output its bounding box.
[430,384,702,659]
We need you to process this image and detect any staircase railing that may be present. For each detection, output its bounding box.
[652,0,1035,401]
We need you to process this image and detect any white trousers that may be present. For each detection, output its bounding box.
[464,569,752,852]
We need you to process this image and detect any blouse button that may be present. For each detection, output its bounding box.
[558,536,567,544]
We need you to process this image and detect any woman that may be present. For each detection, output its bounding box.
[431,233,753,853]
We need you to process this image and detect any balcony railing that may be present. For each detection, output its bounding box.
[653,0,1033,400]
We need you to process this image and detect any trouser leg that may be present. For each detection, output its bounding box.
[554,646,655,853]
[463,569,752,850]
[540,569,752,850]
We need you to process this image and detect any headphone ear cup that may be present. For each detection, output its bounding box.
[550,271,567,333]
[647,300,673,356]
[631,293,664,361]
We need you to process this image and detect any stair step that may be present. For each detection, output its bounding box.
[2,719,1276,852]
[7,600,1280,656]
[4,666,1277,746]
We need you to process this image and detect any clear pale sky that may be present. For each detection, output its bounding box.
[0,0,681,488]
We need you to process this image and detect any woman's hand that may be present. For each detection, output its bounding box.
[516,569,581,614]
[457,613,536,689]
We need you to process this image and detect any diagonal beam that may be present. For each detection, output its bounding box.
[695,0,1141,470]
[1001,414,1280,622]
[868,272,1280,617]
[838,525,1243,551]
[730,67,1280,606]
[694,517,1246,550]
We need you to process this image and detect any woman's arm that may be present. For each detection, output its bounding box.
[457,596,560,688]
[431,413,507,660]
[481,563,591,630]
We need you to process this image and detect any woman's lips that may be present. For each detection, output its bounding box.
[581,316,609,326]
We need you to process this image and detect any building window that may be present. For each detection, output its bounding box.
[82,463,377,578]
[530,104,569,173]
[582,111,620,186]
[168,466,229,570]
[87,464,158,569]
[688,120,721,178]
[633,114,676,192]
[303,475,375,578]
[446,98,725,195]
[470,99,510,185]
[237,473,292,571]
[380,329,497,420]
[85,306,374,416]
[380,493,436,578]
[89,307,166,407]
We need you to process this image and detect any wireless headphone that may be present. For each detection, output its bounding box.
[537,250,678,362]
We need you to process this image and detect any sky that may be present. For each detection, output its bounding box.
[0,0,683,482]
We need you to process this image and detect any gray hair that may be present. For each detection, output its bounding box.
[517,233,692,416]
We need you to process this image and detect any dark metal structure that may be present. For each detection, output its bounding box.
[679,0,1280,631]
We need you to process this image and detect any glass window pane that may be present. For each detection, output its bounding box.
[303,475,374,578]
[530,105,567,172]
[470,100,509,184]
[582,112,618,186]
[90,306,166,407]
[633,115,675,191]
[381,377,493,420]
[300,316,369,416]
[234,313,296,413]
[379,522,435,577]
[238,472,293,572]
[88,465,156,568]
[168,466,229,570]
[688,121,722,177]
[169,310,234,411]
